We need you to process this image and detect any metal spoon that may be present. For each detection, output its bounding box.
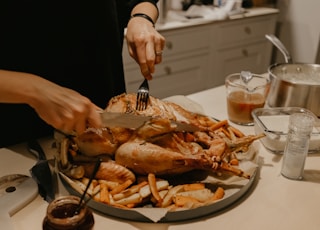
[240,71,253,102]
[240,71,253,85]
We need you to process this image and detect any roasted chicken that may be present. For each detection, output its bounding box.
[58,93,264,184]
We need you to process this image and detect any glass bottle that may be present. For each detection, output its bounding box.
[43,195,94,230]
[281,112,314,180]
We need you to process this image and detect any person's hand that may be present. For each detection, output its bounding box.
[28,77,102,135]
[126,16,165,80]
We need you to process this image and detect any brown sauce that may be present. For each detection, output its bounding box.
[227,91,265,124]
[51,203,78,218]
[43,203,94,230]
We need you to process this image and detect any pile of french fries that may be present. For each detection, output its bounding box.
[70,172,225,211]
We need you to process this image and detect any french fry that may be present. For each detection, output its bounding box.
[73,179,87,192]
[81,177,89,186]
[228,126,245,137]
[183,183,205,191]
[173,195,200,207]
[92,179,99,188]
[98,180,119,190]
[176,188,213,202]
[115,193,142,206]
[108,193,115,205]
[92,184,101,196]
[81,177,96,195]
[77,178,100,196]
[139,180,169,198]
[113,181,148,201]
[161,185,184,207]
[126,203,137,208]
[226,126,237,141]
[166,203,178,211]
[159,189,169,198]
[209,120,228,131]
[60,138,70,168]
[148,173,162,203]
[110,179,133,195]
[100,183,110,204]
[151,189,168,204]
[93,192,100,202]
[220,127,231,139]
[110,202,131,209]
[211,187,225,201]
[139,184,151,198]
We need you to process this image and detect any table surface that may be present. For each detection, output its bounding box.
[1,85,320,230]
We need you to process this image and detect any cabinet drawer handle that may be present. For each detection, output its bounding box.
[244,26,251,35]
[242,49,248,57]
[166,41,173,50]
[164,66,172,75]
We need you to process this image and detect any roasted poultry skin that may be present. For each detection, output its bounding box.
[62,93,264,182]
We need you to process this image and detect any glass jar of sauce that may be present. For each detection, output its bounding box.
[43,195,94,230]
[225,72,270,126]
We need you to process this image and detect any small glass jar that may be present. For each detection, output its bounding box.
[43,195,94,230]
[281,113,314,180]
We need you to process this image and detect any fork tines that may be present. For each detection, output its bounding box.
[136,79,149,111]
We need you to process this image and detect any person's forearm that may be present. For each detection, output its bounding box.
[131,1,159,24]
[0,69,45,105]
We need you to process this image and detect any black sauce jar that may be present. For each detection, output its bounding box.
[43,195,94,230]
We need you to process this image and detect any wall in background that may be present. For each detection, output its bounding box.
[275,0,320,63]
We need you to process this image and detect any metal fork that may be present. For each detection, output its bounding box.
[136,78,149,111]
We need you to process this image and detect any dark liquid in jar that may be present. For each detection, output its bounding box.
[43,203,94,230]
[227,91,265,124]
[51,203,78,218]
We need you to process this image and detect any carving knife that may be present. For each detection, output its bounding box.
[99,112,200,132]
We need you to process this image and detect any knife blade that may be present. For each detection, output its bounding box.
[28,140,55,202]
[99,112,200,132]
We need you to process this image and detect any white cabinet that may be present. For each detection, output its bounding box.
[210,42,270,86]
[123,8,278,98]
[123,24,210,99]
[209,14,278,86]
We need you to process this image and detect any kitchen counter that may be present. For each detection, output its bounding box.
[155,7,279,31]
[2,85,320,230]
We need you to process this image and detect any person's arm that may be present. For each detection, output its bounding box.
[131,1,159,24]
[0,69,102,134]
[126,1,165,80]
